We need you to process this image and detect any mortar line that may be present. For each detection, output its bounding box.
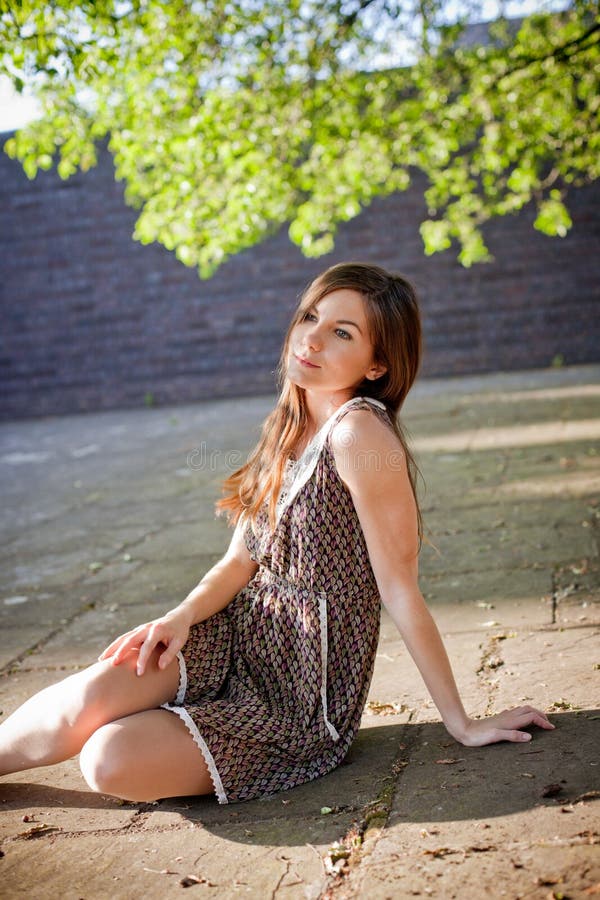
[320,713,422,899]
[0,524,167,675]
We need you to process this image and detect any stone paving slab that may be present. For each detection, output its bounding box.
[1,365,599,899]
[338,712,599,900]
[0,720,403,900]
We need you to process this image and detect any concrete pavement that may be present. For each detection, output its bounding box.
[0,365,599,899]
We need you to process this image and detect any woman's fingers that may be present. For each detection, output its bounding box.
[97,615,188,676]
[466,725,530,746]
[461,706,556,746]
[135,622,182,675]
[135,628,164,675]
[496,728,532,743]
[98,632,129,660]
[498,706,555,731]
[98,632,134,661]
[157,637,183,671]
[98,626,149,665]
[523,710,554,730]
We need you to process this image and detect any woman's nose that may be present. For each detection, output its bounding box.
[305,324,322,351]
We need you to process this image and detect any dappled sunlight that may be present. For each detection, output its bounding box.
[413,418,600,453]
[459,384,600,405]
[475,469,600,499]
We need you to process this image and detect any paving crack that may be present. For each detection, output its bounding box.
[476,631,512,716]
[270,856,292,898]
[319,714,421,899]
[550,568,559,625]
[0,525,166,675]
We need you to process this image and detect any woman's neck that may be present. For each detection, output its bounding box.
[302,388,356,433]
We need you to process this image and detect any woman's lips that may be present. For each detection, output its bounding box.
[294,353,320,369]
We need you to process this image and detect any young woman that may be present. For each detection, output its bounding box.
[0,262,553,804]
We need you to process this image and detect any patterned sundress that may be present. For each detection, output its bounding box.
[162,396,391,803]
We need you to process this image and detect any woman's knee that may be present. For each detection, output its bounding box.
[79,723,152,800]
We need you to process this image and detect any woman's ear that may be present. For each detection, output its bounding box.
[366,363,387,381]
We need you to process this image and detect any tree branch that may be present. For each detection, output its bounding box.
[500,20,600,82]
[341,0,380,29]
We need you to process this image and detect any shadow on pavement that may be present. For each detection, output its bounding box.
[0,782,123,811]
[2,710,597,842]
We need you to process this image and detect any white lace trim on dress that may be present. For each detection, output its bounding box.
[173,650,187,705]
[161,651,228,804]
[165,706,228,804]
[275,396,386,525]
[318,592,340,742]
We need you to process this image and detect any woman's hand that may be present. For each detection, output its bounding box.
[453,706,555,747]
[98,607,193,676]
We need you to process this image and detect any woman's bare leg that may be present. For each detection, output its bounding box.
[79,709,215,801]
[0,648,180,776]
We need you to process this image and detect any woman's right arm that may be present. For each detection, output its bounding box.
[98,519,258,676]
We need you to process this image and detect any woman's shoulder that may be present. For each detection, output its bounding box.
[329,401,405,482]
[328,400,419,548]
[330,400,397,445]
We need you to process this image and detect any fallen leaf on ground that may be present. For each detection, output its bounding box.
[573,791,600,805]
[17,823,60,839]
[180,875,213,888]
[486,656,504,669]
[576,830,600,842]
[328,842,350,859]
[542,783,563,798]
[548,697,578,711]
[536,874,562,886]
[142,867,177,875]
[364,700,408,715]
[435,758,465,765]
[423,847,459,858]
[324,857,346,876]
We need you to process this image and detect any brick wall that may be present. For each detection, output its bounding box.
[1,137,599,421]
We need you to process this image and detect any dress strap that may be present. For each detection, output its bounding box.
[274,396,387,524]
[327,395,388,433]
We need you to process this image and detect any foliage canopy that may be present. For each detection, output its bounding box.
[1,0,599,277]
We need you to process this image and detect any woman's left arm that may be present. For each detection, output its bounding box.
[331,411,554,746]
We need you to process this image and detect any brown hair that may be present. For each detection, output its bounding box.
[217,262,423,539]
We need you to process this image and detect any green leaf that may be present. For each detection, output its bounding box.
[458,230,491,267]
[22,156,38,180]
[534,191,573,238]
[420,219,452,255]
[0,1,597,275]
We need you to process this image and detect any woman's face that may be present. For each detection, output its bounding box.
[286,289,386,400]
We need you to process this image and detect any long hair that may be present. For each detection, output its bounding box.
[217,262,423,540]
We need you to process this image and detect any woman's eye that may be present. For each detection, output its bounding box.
[303,311,317,322]
[335,328,352,340]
